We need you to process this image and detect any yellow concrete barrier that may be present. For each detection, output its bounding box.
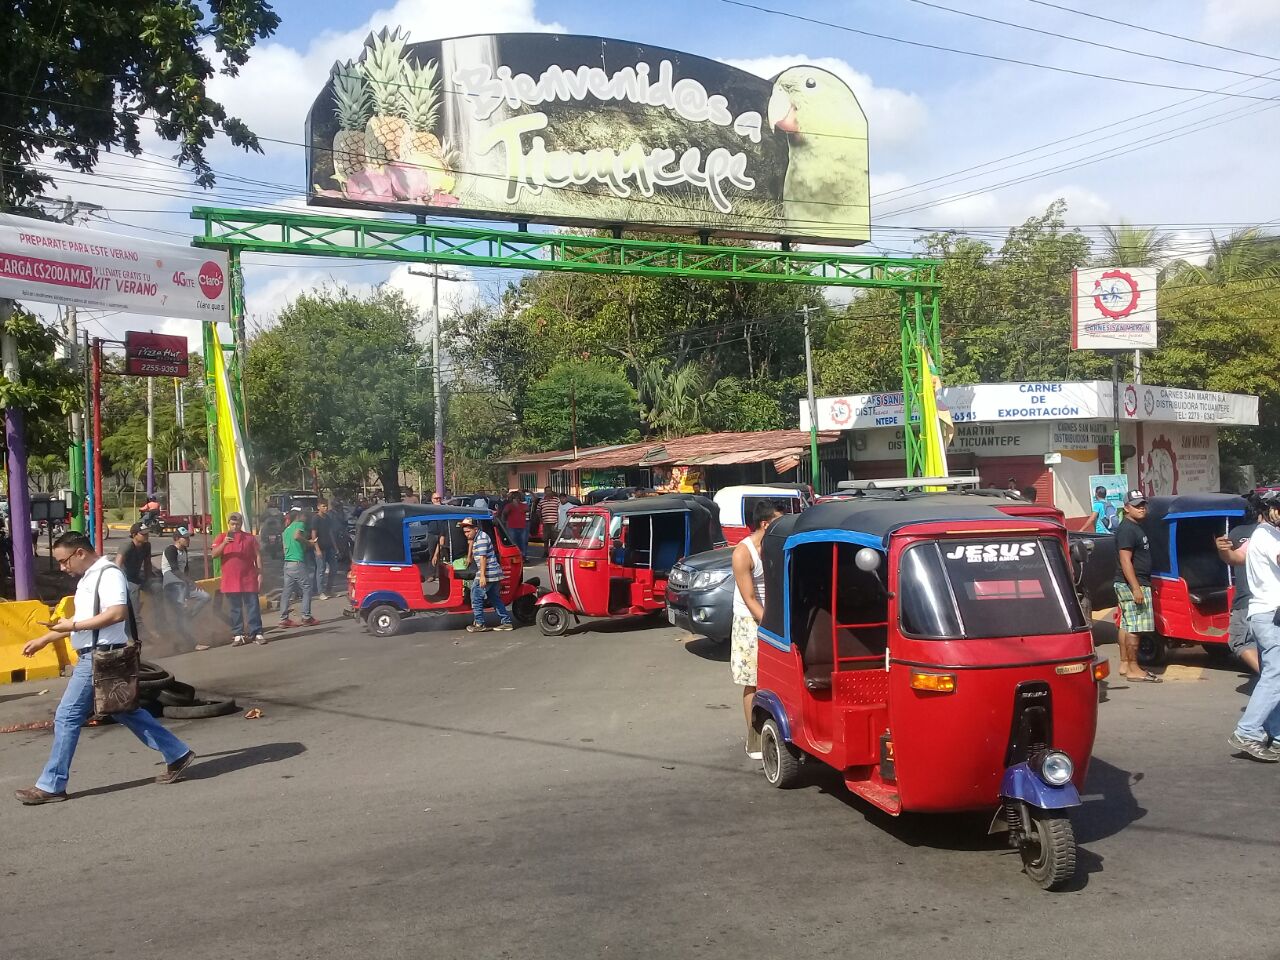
[0,600,64,685]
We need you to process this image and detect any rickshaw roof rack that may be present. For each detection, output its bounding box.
[775,495,1057,546]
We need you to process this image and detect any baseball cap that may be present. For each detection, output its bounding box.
[458,517,477,528]
[129,521,146,536]
[1126,490,1148,506]
[174,526,190,538]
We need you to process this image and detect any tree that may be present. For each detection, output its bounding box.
[0,0,281,208]
[522,360,639,450]
[0,305,79,462]
[244,286,432,498]
[1098,221,1172,268]
[1169,228,1280,286]
[99,353,206,492]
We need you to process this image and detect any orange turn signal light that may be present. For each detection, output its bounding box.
[1092,658,1110,682]
[910,671,956,693]
[579,560,597,569]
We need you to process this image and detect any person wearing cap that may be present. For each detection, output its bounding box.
[460,517,514,632]
[115,521,156,636]
[1113,490,1162,684]
[1228,493,1280,761]
[160,526,212,648]
[212,512,265,647]
[279,507,317,628]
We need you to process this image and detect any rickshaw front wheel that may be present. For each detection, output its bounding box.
[536,604,571,636]
[512,594,537,626]
[367,603,402,637]
[1137,634,1167,667]
[1019,810,1077,891]
[760,718,801,788]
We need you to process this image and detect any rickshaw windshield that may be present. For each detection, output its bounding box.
[556,515,607,549]
[899,537,1085,639]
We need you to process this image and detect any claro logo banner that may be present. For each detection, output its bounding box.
[0,213,230,321]
[305,30,871,245]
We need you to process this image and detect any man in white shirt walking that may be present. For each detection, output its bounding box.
[14,533,195,805]
[1229,495,1280,762]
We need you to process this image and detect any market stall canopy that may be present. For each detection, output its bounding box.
[552,430,843,472]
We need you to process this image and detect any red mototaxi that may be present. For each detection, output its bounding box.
[751,494,1104,890]
[346,503,538,635]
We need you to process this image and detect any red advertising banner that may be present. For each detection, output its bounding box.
[125,331,189,378]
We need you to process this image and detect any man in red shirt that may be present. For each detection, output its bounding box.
[500,491,529,557]
[211,511,265,647]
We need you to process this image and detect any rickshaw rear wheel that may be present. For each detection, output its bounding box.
[1137,634,1167,667]
[536,604,570,636]
[367,604,402,637]
[1019,810,1076,891]
[760,718,801,788]
[512,594,537,626]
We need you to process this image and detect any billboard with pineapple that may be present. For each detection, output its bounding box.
[306,31,870,245]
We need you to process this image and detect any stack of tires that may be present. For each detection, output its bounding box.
[137,660,238,719]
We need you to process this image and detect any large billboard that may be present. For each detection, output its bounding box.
[1071,266,1159,350]
[306,31,870,245]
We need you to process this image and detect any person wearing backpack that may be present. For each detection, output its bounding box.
[14,532,195,805]
[1090,485,1118,534]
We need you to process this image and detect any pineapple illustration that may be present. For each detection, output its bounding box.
[330,60,371,184]
[405,59,441,158]
[362,28,412,169]
[424,140,459,198]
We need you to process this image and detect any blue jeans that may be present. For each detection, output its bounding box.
[281,560,313,620]
[1236,613,1280,742]
[510,527,528,557]
[37,653,191,794]
[471,579,512,626]
[226,591,263,637]
[313,548,337,595]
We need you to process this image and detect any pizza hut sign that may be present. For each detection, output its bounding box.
[125,331,189,378]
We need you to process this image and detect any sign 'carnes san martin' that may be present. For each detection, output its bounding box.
[305,31,870,244]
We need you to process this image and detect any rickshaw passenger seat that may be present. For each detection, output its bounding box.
[1188,586,1229,604]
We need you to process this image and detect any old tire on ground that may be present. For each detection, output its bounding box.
[536,604,570,637]
[1137,633,1167,667]
[760,718,801,788]
[1020,810,1077,891]
[157,680,197,707]
[512,594,537,627]
[162,698,238,720]
[367,603,402,637]
[138,661,170,683]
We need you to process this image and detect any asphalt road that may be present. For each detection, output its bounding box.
[1,604,1276,960]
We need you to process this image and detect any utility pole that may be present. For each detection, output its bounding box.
[408,267,466,498]
[799,305,821,485]
[146,375,155,496]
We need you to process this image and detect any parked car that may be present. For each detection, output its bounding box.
[665,546,735,643]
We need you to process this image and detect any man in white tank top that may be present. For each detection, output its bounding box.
[732,500,783,760]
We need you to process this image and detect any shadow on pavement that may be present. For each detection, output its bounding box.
[0,691,43,706]
[71,741,307,800]
[682,636,730,663]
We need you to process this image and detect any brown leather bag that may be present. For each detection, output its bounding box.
[90,567,142,715]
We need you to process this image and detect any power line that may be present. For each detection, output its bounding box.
[899,0,1280,81]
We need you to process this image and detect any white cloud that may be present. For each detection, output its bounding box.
[723,55,927,148]
[1201,0,1280,40]
[207,0,564,151]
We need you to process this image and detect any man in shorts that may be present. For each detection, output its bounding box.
[731,501,782,759]
[1216,496,1262,674]
[1114,490,1161,684]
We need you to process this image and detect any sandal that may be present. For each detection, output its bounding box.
[1124,670,1162,683]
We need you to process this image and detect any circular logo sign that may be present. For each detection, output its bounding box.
[1143,389,1156,416]
[830,398,853,427]
[198,261,225,300]
[1123,384,1138,417]
[1092,269,1141,319]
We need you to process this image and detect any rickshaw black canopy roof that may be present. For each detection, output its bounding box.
[775,494,1030,547]
[1142,494,1248,524]
[354,503,495,564]
[1139,494,1248,579]
[576,493,724,551]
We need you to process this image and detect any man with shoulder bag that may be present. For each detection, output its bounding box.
[14,532,196,805]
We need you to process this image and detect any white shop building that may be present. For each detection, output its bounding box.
[800,381,1258,526]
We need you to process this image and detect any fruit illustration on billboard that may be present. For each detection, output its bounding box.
[306,31,870,245]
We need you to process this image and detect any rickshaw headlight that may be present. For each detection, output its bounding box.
[691,568,732,590]
[1038,751,1074,787]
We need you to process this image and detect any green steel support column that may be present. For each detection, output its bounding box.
[203,321,222,575]
[898,288,942,479]
[227,248,252,528]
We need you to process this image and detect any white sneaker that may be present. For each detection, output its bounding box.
[316,593,331,601]
[231,635,246,647]
[253,634,268,645]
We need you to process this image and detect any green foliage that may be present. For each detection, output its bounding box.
[245,286,432,497]
[99,352,206,491]
[522,360,638,450]
[445,389,516,492]
[0,0,280,207]
[0,307,79,464]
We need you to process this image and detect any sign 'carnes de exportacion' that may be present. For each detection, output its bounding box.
[0,213,229,321]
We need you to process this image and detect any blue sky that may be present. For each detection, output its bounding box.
[40,0,1280,344]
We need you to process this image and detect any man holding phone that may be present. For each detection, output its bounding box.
[212,512,264,646]
[1229,494,1280,761]
[14,532,194,805]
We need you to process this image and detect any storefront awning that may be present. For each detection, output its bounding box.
[552,430,843,472]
